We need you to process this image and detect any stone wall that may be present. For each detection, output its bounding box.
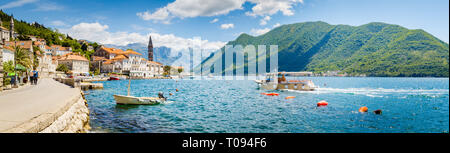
[4,90,90,133]
[40,92,90,133]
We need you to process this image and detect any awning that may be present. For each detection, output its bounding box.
[15,64,27,71]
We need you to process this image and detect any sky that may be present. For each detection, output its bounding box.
[0,0,448,51]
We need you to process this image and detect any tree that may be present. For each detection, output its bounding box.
[2,61,14,86]
[94,68,100,75]
[177,67,184,74]
[2,61,14,74]
[81,43,88,51]
[14,46,31,70]
[32,46,42,69]
[56,64,69,73]
[163,65,171,76]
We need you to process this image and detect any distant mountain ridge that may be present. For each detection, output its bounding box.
[197,21,449,77]
[105,43,182,66]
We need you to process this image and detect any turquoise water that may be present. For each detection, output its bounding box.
[85,77,449,133]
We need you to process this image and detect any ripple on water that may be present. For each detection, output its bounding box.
[85,78,449,133]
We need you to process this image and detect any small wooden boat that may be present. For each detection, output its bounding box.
[114,79,165,105]
[113,95,164,105]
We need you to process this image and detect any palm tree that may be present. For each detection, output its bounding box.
[13,45,31,85]
[14,45,32,70]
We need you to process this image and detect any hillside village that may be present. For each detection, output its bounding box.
[0,15,170,90]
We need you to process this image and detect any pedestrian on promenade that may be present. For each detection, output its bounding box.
[30,71,35,85]
[32,69,39,85]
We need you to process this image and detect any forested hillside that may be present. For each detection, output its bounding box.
[1,10,99,60]
[198,21,449,77]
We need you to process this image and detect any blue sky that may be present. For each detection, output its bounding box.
[0,0,448,50]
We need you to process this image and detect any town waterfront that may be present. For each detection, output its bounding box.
[85,77,449,133]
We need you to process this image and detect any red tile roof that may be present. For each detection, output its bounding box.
[58,53,89,62]
[4,41,33,49]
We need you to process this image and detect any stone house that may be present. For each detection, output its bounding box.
[57,53,89,75]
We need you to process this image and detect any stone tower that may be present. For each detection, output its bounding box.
[10,15,14,39]
[148,35,154,61]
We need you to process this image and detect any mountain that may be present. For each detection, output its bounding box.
[105,43,182,66]
[197,21,449,77]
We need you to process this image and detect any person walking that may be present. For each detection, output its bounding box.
[30,71,35,85]
[32,69,39,85]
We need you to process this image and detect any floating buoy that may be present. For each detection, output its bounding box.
[265,93,280,96]
[176,89,179,92]
[261,93,268,95]
[317,100,328,107]
[285,96,296,99]
[169,93,173,96]
[373,109,382,115]
[359,106,368,113]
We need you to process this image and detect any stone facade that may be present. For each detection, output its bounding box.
[57,53,90,75]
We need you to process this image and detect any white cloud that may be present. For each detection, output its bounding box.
[136,0,304,24]
[33,2,64,11]
[61,22,226,51]
[259,16,271,26]
[250,28,271,36]
[137,0,245,23]
[137,7,172,24]
[250,22,283,36]
[131,24,156,32]
[50,20,67,27]
[0,0,37,9]
[167,0,245,18]
[273,23,281,28]
[220,23,234,29]
[246,0,304,17]
[210,18,219,23]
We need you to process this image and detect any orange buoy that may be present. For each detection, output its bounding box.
[176,89,179,92]
[169,93,173,96]
[285,96,296,99]
[265,93,280,96]
[317,100,328,107]
[359,106,368,112]
[261,93,268,95]
[373,109,382,115]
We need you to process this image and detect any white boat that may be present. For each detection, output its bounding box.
[255,72,317,91]
[113,95,164,105]
[113,79,165,105]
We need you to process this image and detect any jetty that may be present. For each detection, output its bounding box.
[80,82,103,90]
[0,78,90,133]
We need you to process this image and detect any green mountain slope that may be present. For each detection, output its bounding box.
[1,11,99,60]
[197,21,449,77]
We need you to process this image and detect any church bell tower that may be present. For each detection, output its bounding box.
[10,15,14,39]
[148,35,154,61]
